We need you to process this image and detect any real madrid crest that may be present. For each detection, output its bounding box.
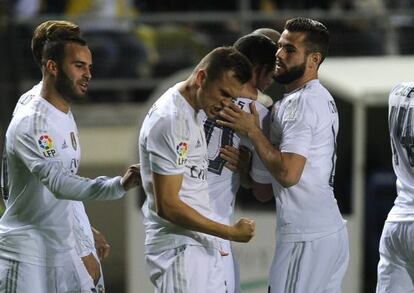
[70,132,77,150]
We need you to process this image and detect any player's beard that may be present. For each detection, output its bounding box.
[55,67,84,102]
[274,61,306,85]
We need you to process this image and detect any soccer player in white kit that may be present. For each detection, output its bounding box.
[219,18,349,293]
[139,47,256,293]
[5,20,110,291]
[376,83,414,292]
[0,35,140,292]
[201,33,277,293]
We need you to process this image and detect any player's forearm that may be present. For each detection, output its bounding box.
[239,170,253,189]
[246,127,293,187]
[158,200,233,240]
[32,160,125,201]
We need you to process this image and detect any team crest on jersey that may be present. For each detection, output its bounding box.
[70,132,77,150]
[38,134,57,158]
[176,141,188,165]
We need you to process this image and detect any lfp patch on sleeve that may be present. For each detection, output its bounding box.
[176,141,188,166]
[38,134,58,158]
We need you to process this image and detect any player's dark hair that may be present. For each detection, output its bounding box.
[233,34,277,74]
[195,46,252,85]
[32,20,80,67]
[285,17,329,64]
[42,36,87,67]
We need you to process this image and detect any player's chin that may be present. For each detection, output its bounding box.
[71,91,87,101]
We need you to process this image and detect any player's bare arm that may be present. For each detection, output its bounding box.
[153,172,255,242]
[218,102,306,188]
[92,227,110,260]
[81,253,101,285]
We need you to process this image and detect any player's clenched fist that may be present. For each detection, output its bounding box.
[229,218,256,242]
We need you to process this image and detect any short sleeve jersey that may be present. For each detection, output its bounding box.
[140,85,214,253]
[386,82,414,222]
[269,80,345,242]
[200,98,272,224]
[0,86,124,265]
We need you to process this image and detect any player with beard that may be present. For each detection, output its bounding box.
[2,20,110,292]
[0,36,140,292]
[218,17,349,292]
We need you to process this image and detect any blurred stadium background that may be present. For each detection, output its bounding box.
[1,0,413,292]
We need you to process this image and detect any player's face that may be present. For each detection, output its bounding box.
[274,31,308,85]
[56,43,92,101]
[256,66,275,92]
[198,70,243,119]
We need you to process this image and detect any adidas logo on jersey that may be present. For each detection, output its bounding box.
[196,139,202,148]
[62,140,68,149]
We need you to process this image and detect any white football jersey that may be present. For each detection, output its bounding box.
[268,80,345,242]
[386,82,414,222]
[12,83,95,257]
[0,89,125,266]
[200,98,272,224]
[140,85,215,253]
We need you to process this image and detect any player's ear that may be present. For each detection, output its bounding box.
[308,52,322,68]
[195,69,207,88]
[45,59,58,77]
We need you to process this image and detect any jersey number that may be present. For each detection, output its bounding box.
[390,105,414,166]
[203,118,235,175]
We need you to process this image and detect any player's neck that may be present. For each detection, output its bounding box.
[40,79,70,114]
[177,79,199,111]
[285,71,318,93]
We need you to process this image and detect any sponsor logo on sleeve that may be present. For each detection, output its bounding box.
[176,141,188,166]
[38,134,57,157]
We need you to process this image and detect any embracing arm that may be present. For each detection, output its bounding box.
[219,102,306,188]
[153,172,255,242]
[246,126,305,188]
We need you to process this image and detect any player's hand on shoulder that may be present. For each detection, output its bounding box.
[229,218,255,243]
[121,163,141,191]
